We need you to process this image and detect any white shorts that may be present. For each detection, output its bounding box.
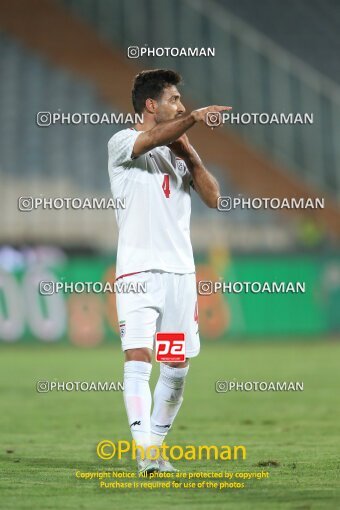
[116,271,200,358]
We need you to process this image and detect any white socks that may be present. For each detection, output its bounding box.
[123,361,152,450]
[123,361,189,451]
[150,364,189,447]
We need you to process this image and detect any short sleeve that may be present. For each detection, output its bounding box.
[108,129,142,167]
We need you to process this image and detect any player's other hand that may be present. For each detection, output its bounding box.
[192,105,232,128]
[167,134,193,159]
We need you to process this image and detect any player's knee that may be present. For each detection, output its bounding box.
[160,362,189,392]
[163,358,190,368]
[124,347,153,363]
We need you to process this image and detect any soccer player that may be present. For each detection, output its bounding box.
[108,69,231,474]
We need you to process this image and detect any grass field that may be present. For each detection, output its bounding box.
[0,341,339,509]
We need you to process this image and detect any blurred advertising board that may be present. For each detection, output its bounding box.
[0,253,339,345]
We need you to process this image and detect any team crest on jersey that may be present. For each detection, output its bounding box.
[176,158,186,173]
[119,320,126,338]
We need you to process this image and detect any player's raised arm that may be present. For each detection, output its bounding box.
[167,134,221,209]
[132,105,231,158]
[186,157,221,209]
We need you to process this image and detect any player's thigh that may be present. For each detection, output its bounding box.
[116,271,163,351]
[161,272,200,358]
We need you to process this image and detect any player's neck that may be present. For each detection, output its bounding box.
[134,119,156,132]
[134,110,156,131]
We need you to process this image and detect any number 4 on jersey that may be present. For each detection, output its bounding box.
[162,174,171,198]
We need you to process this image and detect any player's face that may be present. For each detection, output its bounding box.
[154,85,185,123]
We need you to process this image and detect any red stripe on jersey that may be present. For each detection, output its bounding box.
[115,271,144,281]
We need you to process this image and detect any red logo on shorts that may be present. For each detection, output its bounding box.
[155,333,185,362]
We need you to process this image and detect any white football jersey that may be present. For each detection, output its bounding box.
[108,128,195,278]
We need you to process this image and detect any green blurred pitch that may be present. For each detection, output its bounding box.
[0,341,339,509]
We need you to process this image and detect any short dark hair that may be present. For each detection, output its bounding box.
[132,69,182,114]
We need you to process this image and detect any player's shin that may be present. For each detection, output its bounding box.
[123,361,152,451]
[150,363,189,449]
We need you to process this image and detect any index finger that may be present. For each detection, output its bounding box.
[215,106,232,112]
